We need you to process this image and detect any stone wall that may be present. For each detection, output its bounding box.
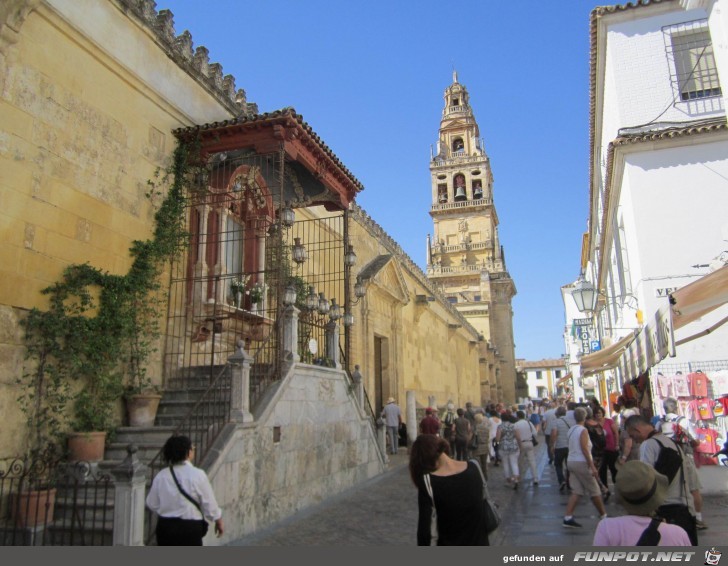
[0,0,245,457]
[204,363,385,543]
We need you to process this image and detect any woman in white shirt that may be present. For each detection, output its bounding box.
[146,435,224,545]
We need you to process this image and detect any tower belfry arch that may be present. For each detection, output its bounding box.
[426,74,517,403]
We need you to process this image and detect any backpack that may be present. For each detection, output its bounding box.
[444,412,455,426]
[651,435,683,484]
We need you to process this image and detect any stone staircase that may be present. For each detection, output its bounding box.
[104,365,229,467]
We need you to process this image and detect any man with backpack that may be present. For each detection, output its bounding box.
[660,398,707,530]
[625,414,698,546]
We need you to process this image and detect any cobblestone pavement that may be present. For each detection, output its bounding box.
[229,437,728,546]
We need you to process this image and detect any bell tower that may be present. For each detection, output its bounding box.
[426,72,517,404]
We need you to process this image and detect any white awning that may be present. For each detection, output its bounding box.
[670,264,728,329]
[616,265,728,380]
[580,332,637,376]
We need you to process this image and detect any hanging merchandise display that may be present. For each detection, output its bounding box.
[650,368,728,467]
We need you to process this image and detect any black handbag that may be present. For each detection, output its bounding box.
[169,466,209,536]
[471,459,501,534]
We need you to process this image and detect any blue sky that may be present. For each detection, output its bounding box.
[160,0,599,360]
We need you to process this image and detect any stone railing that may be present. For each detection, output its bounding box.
[432,240,493,254]
[431,198,492,213]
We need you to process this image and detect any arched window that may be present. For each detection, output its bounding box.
[452,138,464,154]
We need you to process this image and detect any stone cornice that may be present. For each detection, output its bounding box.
[596,117,728,291]
[114,0,255,117]
[349,203,480,340]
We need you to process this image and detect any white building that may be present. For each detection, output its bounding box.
[570,0,728,491]
[515,358,567,402]
[576,0,728,386]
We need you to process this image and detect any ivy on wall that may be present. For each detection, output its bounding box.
[18,139,197,456]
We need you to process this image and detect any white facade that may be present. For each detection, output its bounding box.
[516,361,566,401]
[585,2,728,385]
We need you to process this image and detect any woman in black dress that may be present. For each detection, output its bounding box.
[410,434,489,546]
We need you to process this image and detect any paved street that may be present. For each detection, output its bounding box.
[229,436,728,546]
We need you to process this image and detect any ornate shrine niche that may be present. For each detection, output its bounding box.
[188,162,275,304]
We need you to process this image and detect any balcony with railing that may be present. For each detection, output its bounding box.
[431,240,494,255]
[431,198,492,213]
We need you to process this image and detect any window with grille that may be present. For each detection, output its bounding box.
[665,20,722,102]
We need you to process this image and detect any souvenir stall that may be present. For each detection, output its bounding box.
[651,369,728,466]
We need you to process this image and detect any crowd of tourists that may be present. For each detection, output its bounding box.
[408,395,711,546]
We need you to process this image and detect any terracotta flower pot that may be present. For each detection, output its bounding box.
[67,431,107,463]
[12,488,57,527]
[126,393,162,427]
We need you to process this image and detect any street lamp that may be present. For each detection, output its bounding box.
[280,201,295,228]
[305,286,319,311]
[292,237,307,265]
[317,292,330,315]
[283,282,297,307]
[328,298,341,321]
[571,275,599,313]
[344,244,357,268]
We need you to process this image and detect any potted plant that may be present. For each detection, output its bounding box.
[122,275,165,428]
[247,281,266,313]
[230,276,249,308]
[14,309,69,525]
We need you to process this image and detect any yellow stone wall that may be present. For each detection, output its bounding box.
[347,206,482,412]
[0,1,237,457]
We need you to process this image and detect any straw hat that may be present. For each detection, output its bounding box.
[616,460,668,516]
[387,397,395,404]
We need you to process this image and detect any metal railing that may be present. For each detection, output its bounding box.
[0,455,114,546]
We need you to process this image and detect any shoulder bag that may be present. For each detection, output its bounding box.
[169,466,209,537]
[423,474,438,545]
[471,459,501,534]
[636,517,662,546]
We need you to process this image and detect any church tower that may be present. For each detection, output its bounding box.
[426,72,517,404]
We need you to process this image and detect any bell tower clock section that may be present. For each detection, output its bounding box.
[426,72,517,404]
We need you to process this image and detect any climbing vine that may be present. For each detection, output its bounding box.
[18,139,198,456]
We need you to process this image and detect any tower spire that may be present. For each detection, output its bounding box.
[452,68,458,84]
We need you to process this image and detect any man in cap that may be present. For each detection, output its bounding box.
[381,396,402,455]
[593,460,691,546]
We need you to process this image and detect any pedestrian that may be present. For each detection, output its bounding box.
[472,412,491,479]
[420,407,441,436]
[563,407,608,528]
[592,461,691,546]
[514,410,539,485]
[618,408,641,465]
[381,397,402,455]
[596,405,619,497]
[146,435,224,545]
[549,406,570,491]
[624,414,698,545]
[410,434,490,546]
[442,401,456,454]
[659,397,707,530]
[495,412,521,489]
[542,401,558,464]
[453,408,472,461]
[585,406,610,500]
[489,410,502,467]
